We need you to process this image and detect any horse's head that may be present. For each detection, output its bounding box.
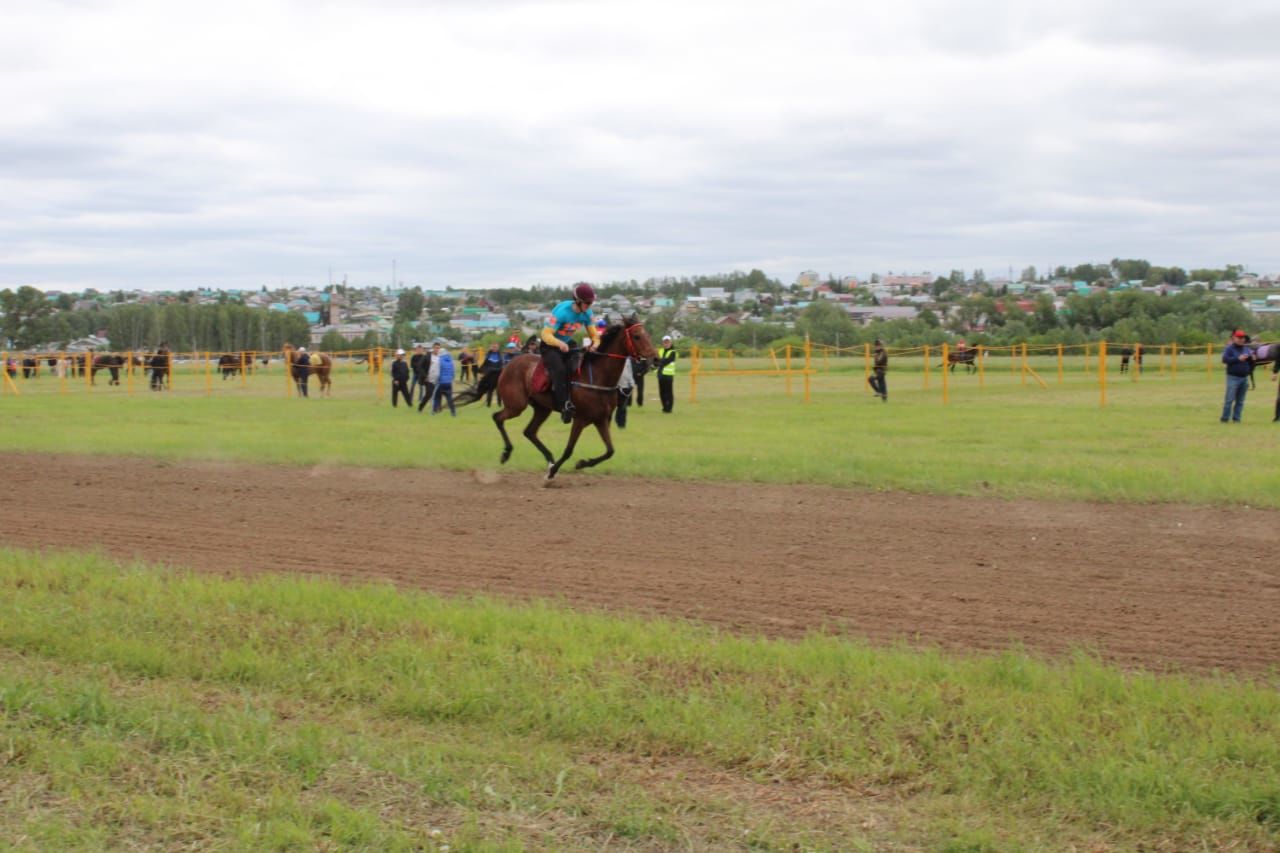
[617,314,659,363]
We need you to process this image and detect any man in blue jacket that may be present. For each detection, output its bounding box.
[1221,329,1253,423]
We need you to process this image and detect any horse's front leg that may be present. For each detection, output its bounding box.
[547,418,587,481]
[575,417,615,470]
[523,407,556,465]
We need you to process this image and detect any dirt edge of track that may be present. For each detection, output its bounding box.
[3,452,1278,675]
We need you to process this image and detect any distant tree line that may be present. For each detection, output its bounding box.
[0,286,310,352]
[672,290,1277,353]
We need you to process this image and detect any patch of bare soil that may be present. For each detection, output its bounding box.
[3,453,1277,674]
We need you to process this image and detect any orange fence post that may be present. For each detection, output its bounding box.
[1171,344,1178,380]
[284,349,292,397]
[803,337,812,403]
[941,342,950,405]
[690,344,699,403]
[785,345,793,396]
[377,347,386,401]
[977,345,985,388]
[1057,344,1064,384]
[1099,340,1108,407]
[1021,343,1028,385]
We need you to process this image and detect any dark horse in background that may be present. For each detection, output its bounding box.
[455,316,658,482]
[940,348,977,374]
[1248,341,1280,390]
[217,351,269,379]
[1118,344,1143,374]
[91,353,144,386]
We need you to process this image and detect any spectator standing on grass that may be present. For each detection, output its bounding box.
[868,339,888,401]
[1270,357,1280,423]
[615,356,637,429]
[390,348,411,408]
[293,347,311,398]
[656,334,677,413]
[457,347,476,383]
[149,343,169,391]
[1220,329,1252,423]
[409,344,427,402]
[428,342,456,416]
[480,342,504,407]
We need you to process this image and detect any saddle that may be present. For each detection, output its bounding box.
[530,350,584,394]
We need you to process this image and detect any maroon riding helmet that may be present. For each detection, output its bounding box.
[572,282,596,305]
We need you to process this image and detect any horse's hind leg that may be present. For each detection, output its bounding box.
[494,410,516,464]
[574,418,615,471]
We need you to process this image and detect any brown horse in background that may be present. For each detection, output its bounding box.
[282,344,333,396]
[456,316,658,481]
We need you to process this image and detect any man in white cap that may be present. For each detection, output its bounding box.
[656,334,677,413]
[293,346,311,398]
[390,348,411,408]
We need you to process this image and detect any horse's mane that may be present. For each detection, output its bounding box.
[592,314,639,354]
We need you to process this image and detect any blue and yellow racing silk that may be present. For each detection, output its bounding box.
[543,300,594,346]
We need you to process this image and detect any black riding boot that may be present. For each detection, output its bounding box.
[1273,398,1280,422]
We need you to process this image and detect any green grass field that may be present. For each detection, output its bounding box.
[3,549,1279,851]
[4,355,1280,850]
[3,354,1278,505]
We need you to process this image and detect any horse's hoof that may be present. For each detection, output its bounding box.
[500,450,511,465]
[575,459,589,470]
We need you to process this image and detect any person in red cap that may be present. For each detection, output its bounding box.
[1220,330,1253,422]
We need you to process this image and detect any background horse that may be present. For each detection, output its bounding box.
[216,351,267,379]
[941,348,977,374]
[1248,341,1278,389]
[1118,345,1143,374]
[91,353,142,386]
[282,344,333,396]
[455,315,658,481]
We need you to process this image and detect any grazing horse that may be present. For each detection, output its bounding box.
[216,351,267,379]
[940,348,978,374]
[455,315,658,481]
[282,344,333,396]
[91,353,142,386]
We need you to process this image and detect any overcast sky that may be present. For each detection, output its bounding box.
[3,0,1279,292]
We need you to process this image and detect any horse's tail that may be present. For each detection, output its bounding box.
[454,373,496,408]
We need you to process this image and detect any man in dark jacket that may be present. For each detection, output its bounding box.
[390,349,411,408]
[293,347,311,398]
[1221,330,1252,422]
[868,339,888,401]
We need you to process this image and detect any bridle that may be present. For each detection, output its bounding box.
[589,321,646,361]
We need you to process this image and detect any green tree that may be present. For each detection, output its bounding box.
[0,286,56,348]
[319,329,349,352]
[395,287,425,323]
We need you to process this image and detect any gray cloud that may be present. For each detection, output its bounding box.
[2,0,1278,291]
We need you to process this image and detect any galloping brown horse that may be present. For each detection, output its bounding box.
[281,344,333,396]
[456,315,658,481]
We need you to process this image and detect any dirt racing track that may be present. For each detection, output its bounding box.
[3,452,1278,675]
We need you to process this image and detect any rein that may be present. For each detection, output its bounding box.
[571,322,645,392]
